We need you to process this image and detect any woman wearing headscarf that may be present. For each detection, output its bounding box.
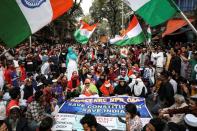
[129,78,148,98]
[67,71,80,99]
[99,80,114,97]
[79,79,99,98]
[114,78,130,95]
[66,47,78,81]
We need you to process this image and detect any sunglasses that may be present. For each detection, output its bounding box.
[85,83,90,85]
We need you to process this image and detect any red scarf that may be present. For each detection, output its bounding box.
[67,76,80,91]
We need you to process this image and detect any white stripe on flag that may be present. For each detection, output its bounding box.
[16,0,53,33]
[125,23,142,39]
[110,35,122,44]
[123,0,150,11]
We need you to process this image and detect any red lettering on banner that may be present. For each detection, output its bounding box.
[96,117,113,123]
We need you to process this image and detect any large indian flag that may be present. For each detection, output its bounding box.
[123,0,177,27]
[74,21,97,44]
[113,16,145,46]
[0,0,73,47]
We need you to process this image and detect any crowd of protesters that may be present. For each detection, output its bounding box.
[0,41,197,131]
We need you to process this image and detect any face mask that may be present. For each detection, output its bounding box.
[87,74,92,78]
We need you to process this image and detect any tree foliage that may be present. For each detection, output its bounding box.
[89,0,131,37]
[36,0,84,44]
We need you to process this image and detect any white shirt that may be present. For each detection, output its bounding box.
[169,78,177,94]
[0,67,4,91]
[152,52,165,68]
[41,62,50,75]
[13,60,19,68]
[151,52,156,65]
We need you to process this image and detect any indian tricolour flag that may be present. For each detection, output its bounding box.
[74,21,97,44]
[120,48,128,58]
[123,0,177,27]
[113,15,145,46]
[109,35,122,44]
[0,0,73,47]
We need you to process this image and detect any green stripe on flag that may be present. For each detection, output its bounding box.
[0,0,31,47]
[136,0,177,27]
[115,32,145,46]
[74,30,89,44]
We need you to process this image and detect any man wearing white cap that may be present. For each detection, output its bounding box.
[184,114,197,130]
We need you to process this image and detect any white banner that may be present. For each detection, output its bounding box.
[52,113,151,131]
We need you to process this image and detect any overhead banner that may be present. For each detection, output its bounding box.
[53,96,152,131]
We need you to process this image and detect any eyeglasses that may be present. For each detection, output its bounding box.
[85,83,90,85]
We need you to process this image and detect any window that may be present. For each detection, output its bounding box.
[175,0,197,11]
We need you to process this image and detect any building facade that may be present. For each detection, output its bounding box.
[175,0,197,12]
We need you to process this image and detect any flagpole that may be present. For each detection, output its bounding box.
[171,0,197,36]
[121,0,124,30]
[0,48,10,57]
[179,11,197,36]
[143,28,152,50]
[29,36,32,48]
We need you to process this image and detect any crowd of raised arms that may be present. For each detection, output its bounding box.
[0,41,197,131]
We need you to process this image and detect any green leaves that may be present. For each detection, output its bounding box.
[90,0,132,37]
